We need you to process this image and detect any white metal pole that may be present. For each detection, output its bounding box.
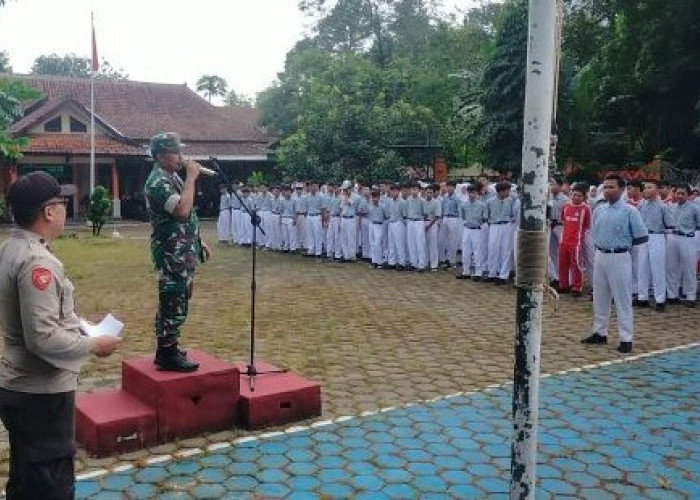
[510,0,558,498]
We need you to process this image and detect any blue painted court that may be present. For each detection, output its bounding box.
[77,346,700,499]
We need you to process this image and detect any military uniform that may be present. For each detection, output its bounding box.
[145,163,203,354]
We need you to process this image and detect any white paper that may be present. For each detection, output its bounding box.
[79,313,124,338]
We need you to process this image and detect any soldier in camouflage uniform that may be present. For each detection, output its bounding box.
[145,132,211,372]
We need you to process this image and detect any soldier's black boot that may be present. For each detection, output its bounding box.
[154,345,199,372]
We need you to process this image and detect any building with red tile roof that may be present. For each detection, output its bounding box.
[1,74,274,218]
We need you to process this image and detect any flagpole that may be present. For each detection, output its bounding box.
[90,12,96,196]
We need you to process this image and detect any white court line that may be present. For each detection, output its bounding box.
[76,341,700,481]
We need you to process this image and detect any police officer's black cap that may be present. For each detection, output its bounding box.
[7,171,61,212]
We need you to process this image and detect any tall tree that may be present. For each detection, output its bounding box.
[31,54,127,80]
[0,51,11,73]
[477,0,528,173]
[195,75,228,103]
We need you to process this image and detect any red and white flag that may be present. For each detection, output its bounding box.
[91,13,99,72]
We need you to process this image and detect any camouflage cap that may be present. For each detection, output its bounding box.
[150,132,184,156]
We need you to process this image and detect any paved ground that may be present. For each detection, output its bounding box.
[76,344,700,498]
[1,221,700,497]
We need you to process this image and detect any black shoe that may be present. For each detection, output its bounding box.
[655,302,666,312]
[617,342,633,353]
[668,298,680,305]
[571,290,582,298]
[494,278,505,286]
[581,333,608,344]
[456,274,469,280]
[154,347,199,372]
[383,264,395,270]
[632,298,649,308]
[684,301,696,308]
[549,279,559,289]
[472,276,481,282]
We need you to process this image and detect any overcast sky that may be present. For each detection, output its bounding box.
[0,0,476,102]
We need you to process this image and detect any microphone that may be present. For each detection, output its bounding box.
[198,165,217,177]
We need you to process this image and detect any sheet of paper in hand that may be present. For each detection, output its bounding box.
[79,313,124,337]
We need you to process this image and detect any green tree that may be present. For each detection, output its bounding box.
[195,75,228,103]
[0,79,42,162]
[31,53,127,79]
[224,90,253,108]
[476,0,528,173]
[0,51,11,73]
[86,185,112,236]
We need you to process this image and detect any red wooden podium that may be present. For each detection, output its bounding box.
[75,351,321,456]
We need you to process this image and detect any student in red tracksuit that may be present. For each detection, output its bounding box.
[558,183,592,297]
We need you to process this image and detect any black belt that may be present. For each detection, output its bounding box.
[648,230,663,234]
[308,213,321,216]
[464,225,482,229]
[551,221,562,227]
[342,215,355,219]
[408,218,422,221]
[297,213,307,216]
[372,221,383,225]
[282,216,294,219]
[444,215,459,218]
[596,247,629,254]
[673,231,695,237]
[491,221,509,225]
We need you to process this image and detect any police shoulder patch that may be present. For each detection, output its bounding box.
[32,267,52,291]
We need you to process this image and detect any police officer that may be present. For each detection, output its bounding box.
[0,171,120,499]
[145,132,212,372]
[581,173,648,353]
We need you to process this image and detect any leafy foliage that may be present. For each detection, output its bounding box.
[86,186,112,236]
[31,53,128,80]
[247,170,266,186]
[195,75,228,103]
[0,78,42,162]
[0,51,11,73]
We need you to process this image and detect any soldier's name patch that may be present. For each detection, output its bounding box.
[31,267,52,291]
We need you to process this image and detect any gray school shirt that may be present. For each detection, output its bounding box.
[460,198,487,227]
[636,198,671,233]
[487,197,516,223]
[405,197,425,220]
[305,194,324,215]
[423,198,442,220]
[387,197,407,222]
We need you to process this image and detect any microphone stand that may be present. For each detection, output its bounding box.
[208,157,286,392]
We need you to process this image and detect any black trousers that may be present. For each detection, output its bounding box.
[0,388,76,500]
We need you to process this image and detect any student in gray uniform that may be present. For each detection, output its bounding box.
[279,186,298,252]
[323,183,343,260]
[441,181,461,268]
[238,187,254,246]
[294,184,308,251]
[367,190,388,268]
[268,186,282,251]
[358,187,371,261]
[339,182,359,261]
[581,173,648,353]
[457,184,487,280]
[387,184,408,270]
[257,185,272,248]
[229,182,242,244]
[305,182,325,257]
[405,183,427,271]
[486,182,516,284]
[634,180,672,311]
[666,184,700,307]
[216,184,231,243]
[423,184,442,271]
